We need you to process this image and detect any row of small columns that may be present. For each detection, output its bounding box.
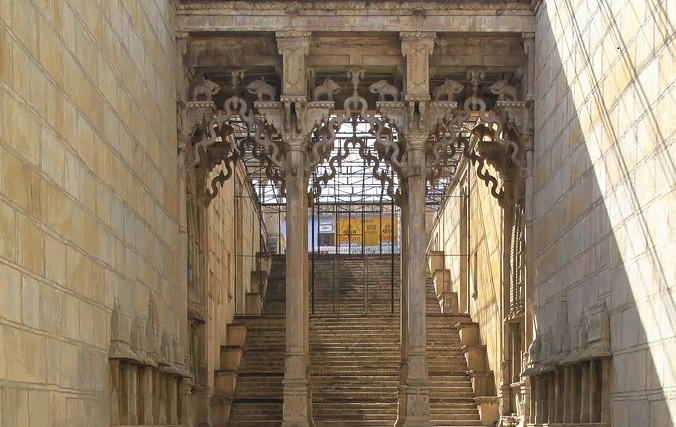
[110,360,188,426]
[529,358,611,425]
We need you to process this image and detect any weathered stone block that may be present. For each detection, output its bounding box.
[1,388,28,427]
[214,370,237,398]
[456,322,481,346]
[28,390,50,427]
[220,346,243,371]
[463,344,488,371]
[226,323,247,347]
[475,396,499,425]
[438,291,458,314]
[469,370,496,396]
[0,199,17,261]
[245,292,263,316]
[21,275,41,329]
[427,250,445,273]
[0,27,12,84]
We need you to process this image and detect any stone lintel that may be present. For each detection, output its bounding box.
[177,5,535,34]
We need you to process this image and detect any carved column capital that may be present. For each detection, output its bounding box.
[400,31,436,52]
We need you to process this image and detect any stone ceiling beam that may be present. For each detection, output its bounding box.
[176,2,535,34]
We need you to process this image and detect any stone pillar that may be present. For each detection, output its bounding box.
[589,359,599,422]
[533,376,543,424]
[111,360,121,424]
[555,368,563,422]
[276,31,314,427]
[180,380,193,426]
[168,377,179,424]
[401,136,432,427]
[282,147,313,427]
[601,358,611,424]
[128,366,138,425]
[548,373,556,423]
[140,366,154,424]
[397,30,435,427]
[563,366,571,423]
[395,180,410,427]
[580,363,590,422]
[572,365,581,423]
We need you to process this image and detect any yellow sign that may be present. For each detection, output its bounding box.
[335,217,397,246]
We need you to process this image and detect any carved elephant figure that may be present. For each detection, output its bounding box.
[247,78,277,101]
[368,80,399,101]
[192,76,220,101]
[489,79,518,101]
[311,78,341,101]
[432,79,464,101]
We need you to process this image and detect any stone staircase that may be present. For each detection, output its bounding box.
[223,254,486,427]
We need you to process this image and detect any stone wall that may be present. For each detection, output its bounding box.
[533,0,674,424]
[431,161,504,395]
[205,165,266,389]
[0,0,179,425]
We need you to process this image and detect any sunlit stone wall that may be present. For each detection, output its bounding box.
[534,0,674,424]
[0,1,179,425]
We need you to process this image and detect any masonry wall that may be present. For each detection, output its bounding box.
[534,0,674,424]
[431,163,504,395]
[204,165,266,388]
[0,1,179,425]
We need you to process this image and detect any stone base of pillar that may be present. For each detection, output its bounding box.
[282,379,314,427]
[394,382,407,427]
[399,387,432,427]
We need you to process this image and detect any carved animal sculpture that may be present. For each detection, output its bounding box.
[432,79,464,101]
[368,80,399,101]
[311,78,341,101]
[489,79,518,101]
[246,78,277,101]
[192,76,220,101]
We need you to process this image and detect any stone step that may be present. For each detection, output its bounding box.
[226,255,484,426]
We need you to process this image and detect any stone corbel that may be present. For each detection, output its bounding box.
[305,101,334,131]
[494,100,530,137]
[254,101,283,131]
[377,101,406,131]
[428,101,458,128]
